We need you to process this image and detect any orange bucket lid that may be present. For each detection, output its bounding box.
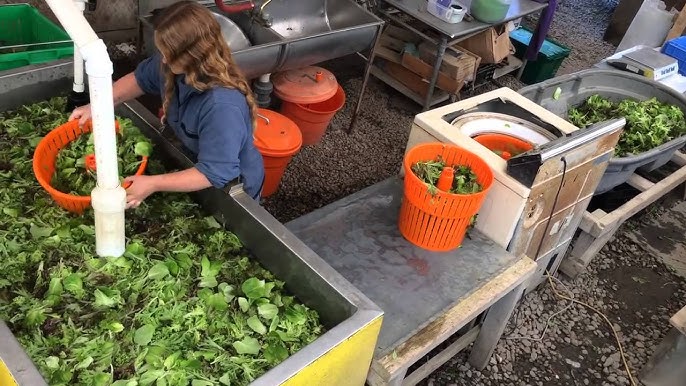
[253,108,303,157]
[272,66,338,104]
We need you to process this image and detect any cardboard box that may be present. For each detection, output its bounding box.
[401,52,463,93]
[375,24,466,94]
[417,42,481,81]
[456,25,513,64]
[378,60,435,99]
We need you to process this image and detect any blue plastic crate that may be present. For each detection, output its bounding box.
[662,36,686,76]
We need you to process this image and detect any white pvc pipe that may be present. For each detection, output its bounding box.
[259,73,271,83]
[72,0,85,93]
[44,0,98,48]
[45,0,126,258]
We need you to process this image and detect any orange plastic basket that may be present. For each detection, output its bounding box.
[473,134,533,160]
[32,119,148,215]
[398,142,494,251]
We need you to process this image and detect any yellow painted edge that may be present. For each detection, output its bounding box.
[281,315,384,386]
[0,358,19,386]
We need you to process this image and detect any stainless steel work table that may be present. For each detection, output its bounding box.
[348,0,549,133]
[286,176,536,385]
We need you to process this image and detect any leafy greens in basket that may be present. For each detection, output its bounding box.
[568,95,686,156]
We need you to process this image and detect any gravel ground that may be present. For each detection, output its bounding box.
[417,197,686,385]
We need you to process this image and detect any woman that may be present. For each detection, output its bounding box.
[69,1,264,209]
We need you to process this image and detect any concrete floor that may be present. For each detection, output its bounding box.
[628,198,686,280]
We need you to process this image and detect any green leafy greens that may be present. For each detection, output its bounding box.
[567,95,686,156]
[51,118,153,196]
[411,156,483,195]
[0,97,325,386]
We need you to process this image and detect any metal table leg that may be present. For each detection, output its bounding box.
[348,25,385,134]
[516,58,528,80]
[468,281,526,370]
[423,35,447,111]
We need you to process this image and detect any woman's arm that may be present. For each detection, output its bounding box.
[123,168,212,209]
[113,72,145,106]
[69,73,144,125]
[148,167,212,192]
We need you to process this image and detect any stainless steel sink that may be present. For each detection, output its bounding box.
[211,12,252,51]
[139,0,384,80]
[264,0,379,39]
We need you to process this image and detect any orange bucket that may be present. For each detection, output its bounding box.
[398,142,494,251]
[33,119,148,215]
[253,108,303,197]
[473,133,533,160]
[280,85,346,146]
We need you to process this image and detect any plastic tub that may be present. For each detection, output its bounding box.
[0,4,74,71]
[470,0,512,23]
[33,119,148,214]
[398,142,494,251]
[473,133,534,160]
[510,27,571,85]
[253,108,303,197]
[662,36,686,77]
[518,69,686,194]
[280,85,346,146]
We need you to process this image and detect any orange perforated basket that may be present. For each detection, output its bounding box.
[473,134,533,160]
[32,119,148,215]
[399,142,494,251]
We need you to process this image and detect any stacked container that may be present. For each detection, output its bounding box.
[273,66,346,146]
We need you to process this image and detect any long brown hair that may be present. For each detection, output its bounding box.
[153,1,257,128]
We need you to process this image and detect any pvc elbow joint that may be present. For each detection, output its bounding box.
[80,39,113,78]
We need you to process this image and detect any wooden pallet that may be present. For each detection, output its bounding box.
[560,152,686,277]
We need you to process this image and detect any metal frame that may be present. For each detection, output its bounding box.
[348,0,550,133]
[0,60,384,386]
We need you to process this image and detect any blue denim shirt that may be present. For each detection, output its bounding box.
[134,53,264,200]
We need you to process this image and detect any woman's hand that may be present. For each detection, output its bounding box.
[69,104,92,128]
[123,175,158,209]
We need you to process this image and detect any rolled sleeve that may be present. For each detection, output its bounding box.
[133,54,162,95]
[195,103,245,189]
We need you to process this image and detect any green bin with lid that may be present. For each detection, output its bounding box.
[510,27,571,85]
[0,4,73,71]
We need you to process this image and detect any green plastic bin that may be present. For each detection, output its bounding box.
[0,4,73,71]
[509,27,571,85]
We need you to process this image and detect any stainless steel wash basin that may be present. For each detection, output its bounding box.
[139,0,383,80]
[263,0,380,39]
[212,12,252,51]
